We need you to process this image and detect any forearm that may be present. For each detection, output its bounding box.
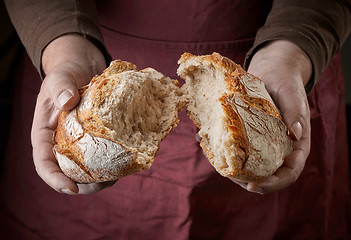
[248,40,312,91]
[5,0,110,77]
[245,0,351,93]
[42,34,106,77]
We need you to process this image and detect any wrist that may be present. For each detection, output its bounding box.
[248,40,312,87]
[42,33,107,78]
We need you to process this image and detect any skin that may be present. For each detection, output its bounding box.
[31,34,311,195]
[244,40,312,194]
[31,34,112,194]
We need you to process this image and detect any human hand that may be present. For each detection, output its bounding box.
[237,40,312,194]
[31,34,114,194]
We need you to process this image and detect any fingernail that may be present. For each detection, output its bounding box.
[57,90,73,108]
[247,185,264,194]
[251,187,264,195]
[290,121,302,141]
[61,188,77,195]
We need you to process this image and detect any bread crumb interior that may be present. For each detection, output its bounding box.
[95,69,184,163]
[183,65,233,171]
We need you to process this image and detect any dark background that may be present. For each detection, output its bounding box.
[342,34,351,179]
[0,1,23,171]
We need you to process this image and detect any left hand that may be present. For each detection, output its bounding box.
[31,34,115,194]
[238,40,312,194]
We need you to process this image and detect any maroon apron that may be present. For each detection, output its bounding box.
[0,1,350,239]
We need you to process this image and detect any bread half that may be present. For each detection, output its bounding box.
[53,60,186,183]
[177,52,292,182]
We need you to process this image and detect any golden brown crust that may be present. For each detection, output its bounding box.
[180,52,281,119]
[53,61,146,183]
[54,60,185,183]
[226,70,282,120]
[220,94,250,167]
[178,52,293,182]
[53,109,140,183]
[101,60,137,77]
[53,112,89,175]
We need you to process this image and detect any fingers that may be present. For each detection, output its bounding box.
[31,89,79,194]
[244,107,310,194]
[31,127,79,194]
[31,65,90,194]
[241,100,310,195]
[31,118,116,195]
[32,127,116,195]
[228,85,310,194]
[34,146,79,194]
[77,181,117,194]
[246,144,308,194]
[273,80,310,140]
[31,69,116,194]
[230,179,248,190]
[232,141,308,194]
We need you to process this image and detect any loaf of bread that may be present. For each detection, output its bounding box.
[53,60,186,183]
[177,52,292,182]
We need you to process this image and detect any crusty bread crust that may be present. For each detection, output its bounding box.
[54,109,140,183]
[178,52,293,182]
[53,60,185,183]
[54,54,292,184]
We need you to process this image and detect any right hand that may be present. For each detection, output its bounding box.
[31,34,114,194]
[239,40,312,194]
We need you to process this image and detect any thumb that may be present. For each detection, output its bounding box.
[56,88,80,111]
[289,121,303,141]
[272,83,310,144]
[43,65,85,111]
